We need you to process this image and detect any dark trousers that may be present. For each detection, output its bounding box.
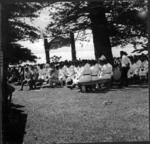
[20,79,36,90]
[120,67,129,87]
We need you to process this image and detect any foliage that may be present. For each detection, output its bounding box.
[6,43,37,65]
[5,2,44,64]
[46,36,71,50]
[50,55,62,63]
[46,0,148,49]
[7,2,44,43]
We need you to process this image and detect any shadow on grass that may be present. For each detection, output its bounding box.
[64,142,149,144]
[111,83,148,90]
[77,83,148,94]
[3,103,27,144]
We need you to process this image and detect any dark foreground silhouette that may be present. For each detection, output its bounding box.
[3,103,27,144]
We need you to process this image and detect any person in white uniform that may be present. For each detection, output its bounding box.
[98,55,113,80]
[97,55,113,89]
[91,63,100,81]
[78,63,92,83]
[139,56,148,82]
[66,65,76,86]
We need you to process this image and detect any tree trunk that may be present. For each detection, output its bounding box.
[0,4,4,144]
[70,32,77,61]
[1,4,10,143]
[89,5,113,64]
[44,38,50,64]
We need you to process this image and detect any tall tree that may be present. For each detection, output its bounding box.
[46,0,148,63]
[45,26,77,61]
[88,1,113,61]
[44,38,50,64]
[46,1,113,62]
[42,31,70,63]
[70,31,77,61]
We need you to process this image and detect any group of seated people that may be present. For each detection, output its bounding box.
[113,54,148,84]
[64,55,113,90]
[127,55,148,83]
[7,53,148,91]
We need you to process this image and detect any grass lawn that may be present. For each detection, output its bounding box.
[6,84,149,143]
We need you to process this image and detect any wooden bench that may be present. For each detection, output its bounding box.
[78,79,111,92]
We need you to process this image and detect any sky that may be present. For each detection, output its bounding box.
[18,5,147,64]
[18,38,143,64]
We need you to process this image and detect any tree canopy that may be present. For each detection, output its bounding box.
[6,43,37,65]
[3,0,148,64]
[3,2,44,64]
[46,0,148,50]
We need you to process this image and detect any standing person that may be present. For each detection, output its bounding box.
[120,51,131,87]
[58,66,66,86]
[30,66,39,89]
[49,66,59,87]
[43,63,51,83]
[20,67,32,90]
[19,66,25,85]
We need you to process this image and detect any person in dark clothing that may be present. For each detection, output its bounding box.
[20,67,32,90]
[30,66,39,89]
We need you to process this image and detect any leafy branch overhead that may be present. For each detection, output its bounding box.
[6,43,37,65]
[5,2,45,64]
[45,36,71,50]
[46,0,148,48]
[5,0,148,64]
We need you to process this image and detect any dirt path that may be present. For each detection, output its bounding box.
[8,85,149,143]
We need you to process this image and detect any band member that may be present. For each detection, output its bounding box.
[20,67,32,90]
[66,65,76,86]
[98,55,113,80]
[91,62,100,81]
[98,55,113,89]
[78,63,92,83]
[30,66,39,89]
[49,66,59,87]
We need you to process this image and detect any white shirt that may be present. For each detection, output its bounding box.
[136,60,142,68]
[99,63,113,79]
[128,64,135,78]
[58,69,65,80]
[78,64,92,82]
[91,64,100,76]
[121,55,130,67]
[143,60,148,71]
[81,63,91,75]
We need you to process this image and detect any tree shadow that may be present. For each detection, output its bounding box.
[111,83,148,91]
[77,87,111,94]
[3,103,27,144]
[77,82,148,93]
[63,142,149,144]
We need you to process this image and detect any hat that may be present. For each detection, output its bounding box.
[99,55,106,61]
[45,63,49,67]
[120,51,127,55]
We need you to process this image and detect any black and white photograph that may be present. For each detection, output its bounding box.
[1,0,149,143]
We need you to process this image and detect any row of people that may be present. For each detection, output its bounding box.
[64,55,113,89]
[10,55,113,90]
[7,53,148,90]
